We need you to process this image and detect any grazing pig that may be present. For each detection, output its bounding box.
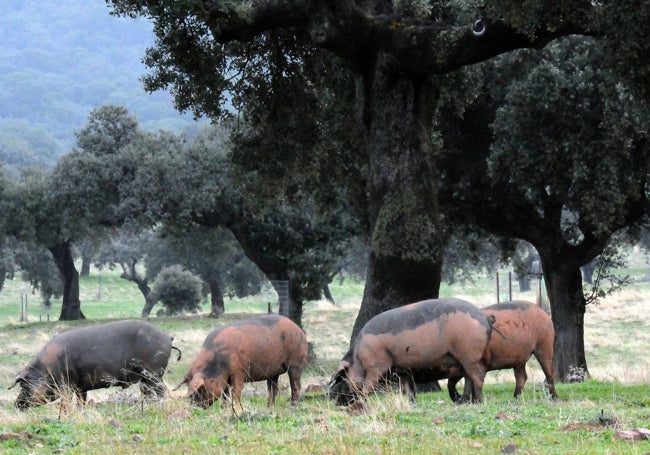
[176,314,308,411]
[447,300,557,401]
[330,297,495,405]
[10,320,180,409]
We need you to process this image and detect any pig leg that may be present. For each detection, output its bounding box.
[61,387,85,412]
[76,388,87,404]
[287,368,302,406]
[533,351,557,399]
[221,385,231,409]
[346,366,368,401]
[513,364,527,398]
[446,375,463,403]
[458,376,473,403]
[140,370,167,398]
[355,350,391,397]
[459,362,485,403]
[267,376,279,407]
[230,374,245,415]
[360,364,390,397]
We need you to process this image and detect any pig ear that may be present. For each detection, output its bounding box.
[329,360,350,386]
[172,373,190,392]
[335,360,350,374]
[8,371,27,390]
[189,375,205,393]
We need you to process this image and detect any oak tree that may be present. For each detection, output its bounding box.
[108,1,650,345]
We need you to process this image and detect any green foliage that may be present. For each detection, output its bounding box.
[146,225,266,298]
[229,45,365,214]
[225,259,264,298]
[74,105,139,156]
[601,1,650,103]
[0,121,62,173]
[393,0,433,18]
[489,37,648,240]
[441,232,502,285]
[11,240,62,306]
[3,168,63,247]
[0,0,198,168]
[150,265,204,315]
[49,105,146,238]
[115,120,358,309]
[490,0,594,36]
[583,242,631,306]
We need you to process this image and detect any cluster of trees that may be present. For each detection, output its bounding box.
[103,0,648,382]
[0,1,648,383]
[0,105,359,323]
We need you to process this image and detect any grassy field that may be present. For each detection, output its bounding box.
[0,258,649,454]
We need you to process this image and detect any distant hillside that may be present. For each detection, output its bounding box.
[0,0,199,172]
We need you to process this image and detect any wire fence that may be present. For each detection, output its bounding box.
[495,271,548,309]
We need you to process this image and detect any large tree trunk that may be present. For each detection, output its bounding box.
[116,263,155,318]
[540,256,590,382]
[207,276,225,317]
[80,256,91,277]
[287,283,303,329]
[133,279,155,318]
[49,242,85,321]
[322,283,335,303]
[140,292,158,318]
[517,275,531,292]
[350,60,443,342]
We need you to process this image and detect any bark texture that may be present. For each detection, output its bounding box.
[207,276,225,317]
[544,264,589,381]
[350,55,443,341]
[50,242,85,321]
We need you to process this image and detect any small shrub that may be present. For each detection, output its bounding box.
[150,265,203,315]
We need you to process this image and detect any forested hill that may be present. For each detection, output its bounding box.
[0,0,198,172]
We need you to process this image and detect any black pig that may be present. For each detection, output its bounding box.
[10,319,180,409]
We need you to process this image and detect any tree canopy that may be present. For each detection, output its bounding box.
[440,36,649,379]
[116,122,359,326]
[106,1,650,377]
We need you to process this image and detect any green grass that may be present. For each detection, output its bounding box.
[1,382,649,454]
[1,266,650,454]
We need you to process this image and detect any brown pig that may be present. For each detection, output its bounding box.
[177,314,308,411]
[330,297,495,405]
[448,300,557,401]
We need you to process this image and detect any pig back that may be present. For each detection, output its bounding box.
[199,314,307,381]
[43,320,172,387]
[354,297,492,371]
[482,300,554,368]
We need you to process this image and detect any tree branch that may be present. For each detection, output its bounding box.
[367,16,595,75]
[110,1,599,76]
[202,0,311,43]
